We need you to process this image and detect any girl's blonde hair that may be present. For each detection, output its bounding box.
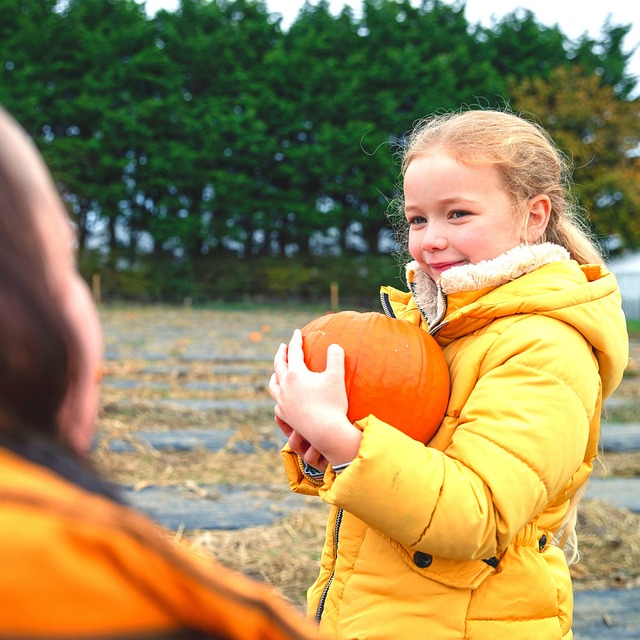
[394,108,603,265]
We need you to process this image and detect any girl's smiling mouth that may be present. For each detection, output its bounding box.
[429,260,467,272]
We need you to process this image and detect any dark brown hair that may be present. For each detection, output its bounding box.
[0,111,77,441]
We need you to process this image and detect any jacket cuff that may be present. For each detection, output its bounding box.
[281,444,323,496]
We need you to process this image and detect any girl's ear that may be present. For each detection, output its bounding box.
[523,194,551,243]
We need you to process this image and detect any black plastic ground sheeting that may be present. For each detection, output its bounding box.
[600,423,640,452]
[586,478,640,512]
[123,483,315,530]
[573,589,640,639]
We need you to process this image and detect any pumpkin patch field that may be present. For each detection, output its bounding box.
[92,304,640,609]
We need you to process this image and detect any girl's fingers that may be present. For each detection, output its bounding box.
[304,445,328,471]
[288,431,311,457]
[274,413,294,437]
[268,372,278,399]
[272,342,288,375]
[285,329,305,368]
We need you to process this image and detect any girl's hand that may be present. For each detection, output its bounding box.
[270,341,329,469]
[274,413,328,471]
[269,329,361,466]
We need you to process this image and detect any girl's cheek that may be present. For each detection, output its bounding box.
[407,231,422,261]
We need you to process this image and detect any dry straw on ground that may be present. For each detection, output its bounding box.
[184,508,330,610]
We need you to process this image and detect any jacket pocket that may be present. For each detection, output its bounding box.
[389,538,497,589]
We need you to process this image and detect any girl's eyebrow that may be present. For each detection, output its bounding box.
[405,196,479,210]
[434,195,480,205]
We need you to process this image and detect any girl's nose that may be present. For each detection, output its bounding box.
[421,224,447,252]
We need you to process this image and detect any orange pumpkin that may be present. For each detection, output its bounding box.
[301,311,449,444]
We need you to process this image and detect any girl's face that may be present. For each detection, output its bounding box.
[404,151,547,282]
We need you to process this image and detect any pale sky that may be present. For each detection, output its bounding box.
[144,0,639,83]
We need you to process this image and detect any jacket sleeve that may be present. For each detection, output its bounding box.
[318,315,601,561]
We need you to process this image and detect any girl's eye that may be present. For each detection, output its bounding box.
[450,210,471,219]
[407,215,427,226]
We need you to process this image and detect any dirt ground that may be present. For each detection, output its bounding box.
[91,306,640,608]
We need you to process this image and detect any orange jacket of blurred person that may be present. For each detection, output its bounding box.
[0,446,322,640]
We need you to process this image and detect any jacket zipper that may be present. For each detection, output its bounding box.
[314,507,344,622]
[392,281,500,567]
[379,290,396,318]
[385,283,449,336]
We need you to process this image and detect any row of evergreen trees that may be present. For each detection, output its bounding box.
[1,0,638,302]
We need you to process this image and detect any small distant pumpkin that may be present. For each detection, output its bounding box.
[301,311,449,444]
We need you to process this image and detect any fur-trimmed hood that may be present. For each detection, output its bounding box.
[406,243,571,328]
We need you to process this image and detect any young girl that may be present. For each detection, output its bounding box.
[0,106,323,640]
[269,108,629,639]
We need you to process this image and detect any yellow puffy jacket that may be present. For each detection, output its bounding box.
[0,445,324,640]
[282,244,628,639]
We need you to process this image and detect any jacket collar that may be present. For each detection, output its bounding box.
[406,243,571,327]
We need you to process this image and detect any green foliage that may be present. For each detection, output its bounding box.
[509,67,640,248]
[2,0,639,300]
[627,320,640,340]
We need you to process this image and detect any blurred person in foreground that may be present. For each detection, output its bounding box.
[0,105,324,640]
